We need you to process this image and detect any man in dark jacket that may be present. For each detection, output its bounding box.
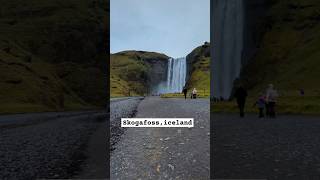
[182,87,188,99]
[234,85,248,118]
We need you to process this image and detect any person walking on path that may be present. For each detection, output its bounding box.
[234,85,248,118]
[254,93,266,118]
[266,84,279,118]
[182,87,188,99]
[192,88,197,99]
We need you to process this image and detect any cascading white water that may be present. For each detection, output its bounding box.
[154,57,187,94]
[212,0,244,99]
[166,57,187,93]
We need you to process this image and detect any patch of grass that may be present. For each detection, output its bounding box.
[0,0,108,113]
[0,53,94,113]
[185,43,210,95]
[110,53,150,97]
[186,57,210,93]
[161,89,210,99]
[117,51,168,61]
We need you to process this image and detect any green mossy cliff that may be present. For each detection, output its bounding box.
[242,0,320,94]
[185,42,210,96]
[0,0,108,113]
[110,51,169,97]
[238,0,320,113]
[111,43,211,98]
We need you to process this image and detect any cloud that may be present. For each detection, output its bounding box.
[110,0,210,58]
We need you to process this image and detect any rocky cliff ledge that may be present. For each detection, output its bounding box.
[242,0,273,65]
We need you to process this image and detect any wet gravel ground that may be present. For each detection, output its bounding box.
[213,113,320,180]
[110,97,143,150]
[0,111,107,179]
[111,97,210,180]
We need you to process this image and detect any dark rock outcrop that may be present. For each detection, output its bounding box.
[117,50,169,88]
[242,0,274,65]
[238,0,275,90]
[144,58,168,90]
[110,51,169,96]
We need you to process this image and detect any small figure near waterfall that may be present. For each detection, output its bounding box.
[234,85,248,118]
[253,93,266,118]
[192,88,198,99]
[266,84,278,118]
[182,87,188,99]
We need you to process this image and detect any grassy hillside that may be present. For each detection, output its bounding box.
[111,44,210,98]
[162,43,210,98]
[110,51,168,97]
[214,0,320,114]
[0,0,108,113]
[242,0,320,92]
[185,42,210,97]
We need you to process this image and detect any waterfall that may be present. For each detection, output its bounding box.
[166,57,187,93]
[212,0,244,99]
[154,57,187,94]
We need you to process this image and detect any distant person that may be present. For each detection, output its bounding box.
[266,84,279,118]
[192,88,197,99]
[234,85,248,118]
[254,93,266,118]
[182,87,188,99]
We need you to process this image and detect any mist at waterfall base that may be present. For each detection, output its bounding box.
[212,0,244,99]
[153,57,187,94]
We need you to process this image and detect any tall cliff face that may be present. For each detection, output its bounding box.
[186,42,210,80]
[110,51,168,97]
[143,56,168,91]
[241,0,320,96]
[185,42,210,94]
[242,0,273,65]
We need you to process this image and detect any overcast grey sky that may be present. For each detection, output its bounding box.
[110,0,210,58]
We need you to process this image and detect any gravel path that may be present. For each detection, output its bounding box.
[111,97,210,180]
[110,97,143,150]
[213,113,320,180]
[0,110,107,179]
